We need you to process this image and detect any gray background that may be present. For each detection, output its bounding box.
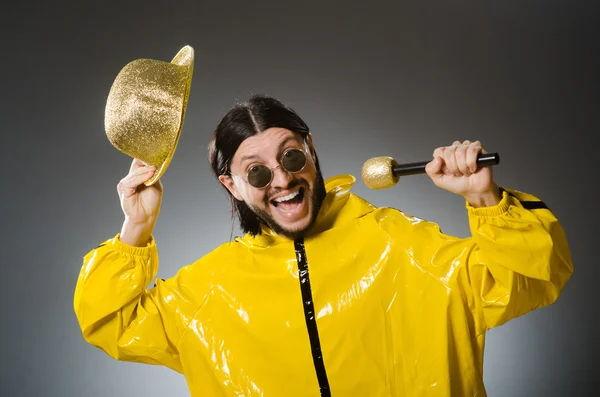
[1,0,597,396]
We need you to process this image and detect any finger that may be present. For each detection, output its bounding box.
[119,168,156,193]
[456,144,470,175]
[154,179,164,193]
[425,157,443,176]
[129,158,151,173]
[129,164,156,178]
[443,145,458,175]
[432,147,445,159]
[474,140,488,154]
[145,178,164,194]
[455,143,470,175]
[431,147,446,176]
[466,141,482,173]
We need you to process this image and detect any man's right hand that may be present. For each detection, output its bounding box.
[117,158,163,247]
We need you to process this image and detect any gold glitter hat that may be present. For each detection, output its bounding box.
[104,45,194,185]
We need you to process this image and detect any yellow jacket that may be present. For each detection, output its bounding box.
[74,174,573,396]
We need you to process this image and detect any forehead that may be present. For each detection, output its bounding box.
[232,128,303,163]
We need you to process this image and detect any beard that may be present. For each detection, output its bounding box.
[245,170,327,240]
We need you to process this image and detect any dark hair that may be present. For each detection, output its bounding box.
[208,94,319,236]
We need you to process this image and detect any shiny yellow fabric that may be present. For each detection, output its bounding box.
[74,174,573,396]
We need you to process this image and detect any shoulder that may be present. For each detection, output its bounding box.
[188,240,250,271]
[360,205,449,241]
[155,240,250,289]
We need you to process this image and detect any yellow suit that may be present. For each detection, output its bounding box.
[74,174,573,396]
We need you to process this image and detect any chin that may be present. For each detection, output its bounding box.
[277,219,313,239]
[267,210,315,240]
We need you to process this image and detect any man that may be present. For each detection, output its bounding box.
[74,95,573,396]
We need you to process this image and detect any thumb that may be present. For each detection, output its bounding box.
[425,157,443,177]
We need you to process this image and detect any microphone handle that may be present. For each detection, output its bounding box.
[392,152,500,177]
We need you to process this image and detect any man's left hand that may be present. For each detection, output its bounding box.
[425,140,501,207]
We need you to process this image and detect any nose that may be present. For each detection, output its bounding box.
[270,165,293,189]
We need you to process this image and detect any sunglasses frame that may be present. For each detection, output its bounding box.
[229,146,310,189]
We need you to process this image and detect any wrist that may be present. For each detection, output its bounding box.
[120,219,155,247]
[464,185,502,208]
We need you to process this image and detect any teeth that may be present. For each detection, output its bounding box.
[274,190,300,203]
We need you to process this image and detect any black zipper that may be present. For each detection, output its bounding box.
[294,238,331,396]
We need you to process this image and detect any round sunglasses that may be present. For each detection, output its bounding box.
[230,147,309,189]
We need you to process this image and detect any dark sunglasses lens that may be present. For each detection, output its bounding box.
[247,165,272,188]
[282,149,307,172]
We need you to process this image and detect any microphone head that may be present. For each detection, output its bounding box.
[361,156,400,189]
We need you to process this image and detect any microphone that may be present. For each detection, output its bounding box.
[361,152,500,189]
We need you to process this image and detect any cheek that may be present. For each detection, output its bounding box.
[241,187,268,207]
[301,162,317,183]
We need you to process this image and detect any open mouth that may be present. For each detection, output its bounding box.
[270,187,305,214]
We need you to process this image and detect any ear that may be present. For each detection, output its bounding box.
[218,174,244,201]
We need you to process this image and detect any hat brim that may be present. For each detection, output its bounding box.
[144,45,194,186]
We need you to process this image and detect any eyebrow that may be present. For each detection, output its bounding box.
[239,136,299,165]
[239,154,260,163]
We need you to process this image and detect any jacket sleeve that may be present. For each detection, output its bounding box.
[461,187,574,330]
[73,234,200,373]
[390,187,573,332]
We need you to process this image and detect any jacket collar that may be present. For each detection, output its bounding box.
[237,174,376,248]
